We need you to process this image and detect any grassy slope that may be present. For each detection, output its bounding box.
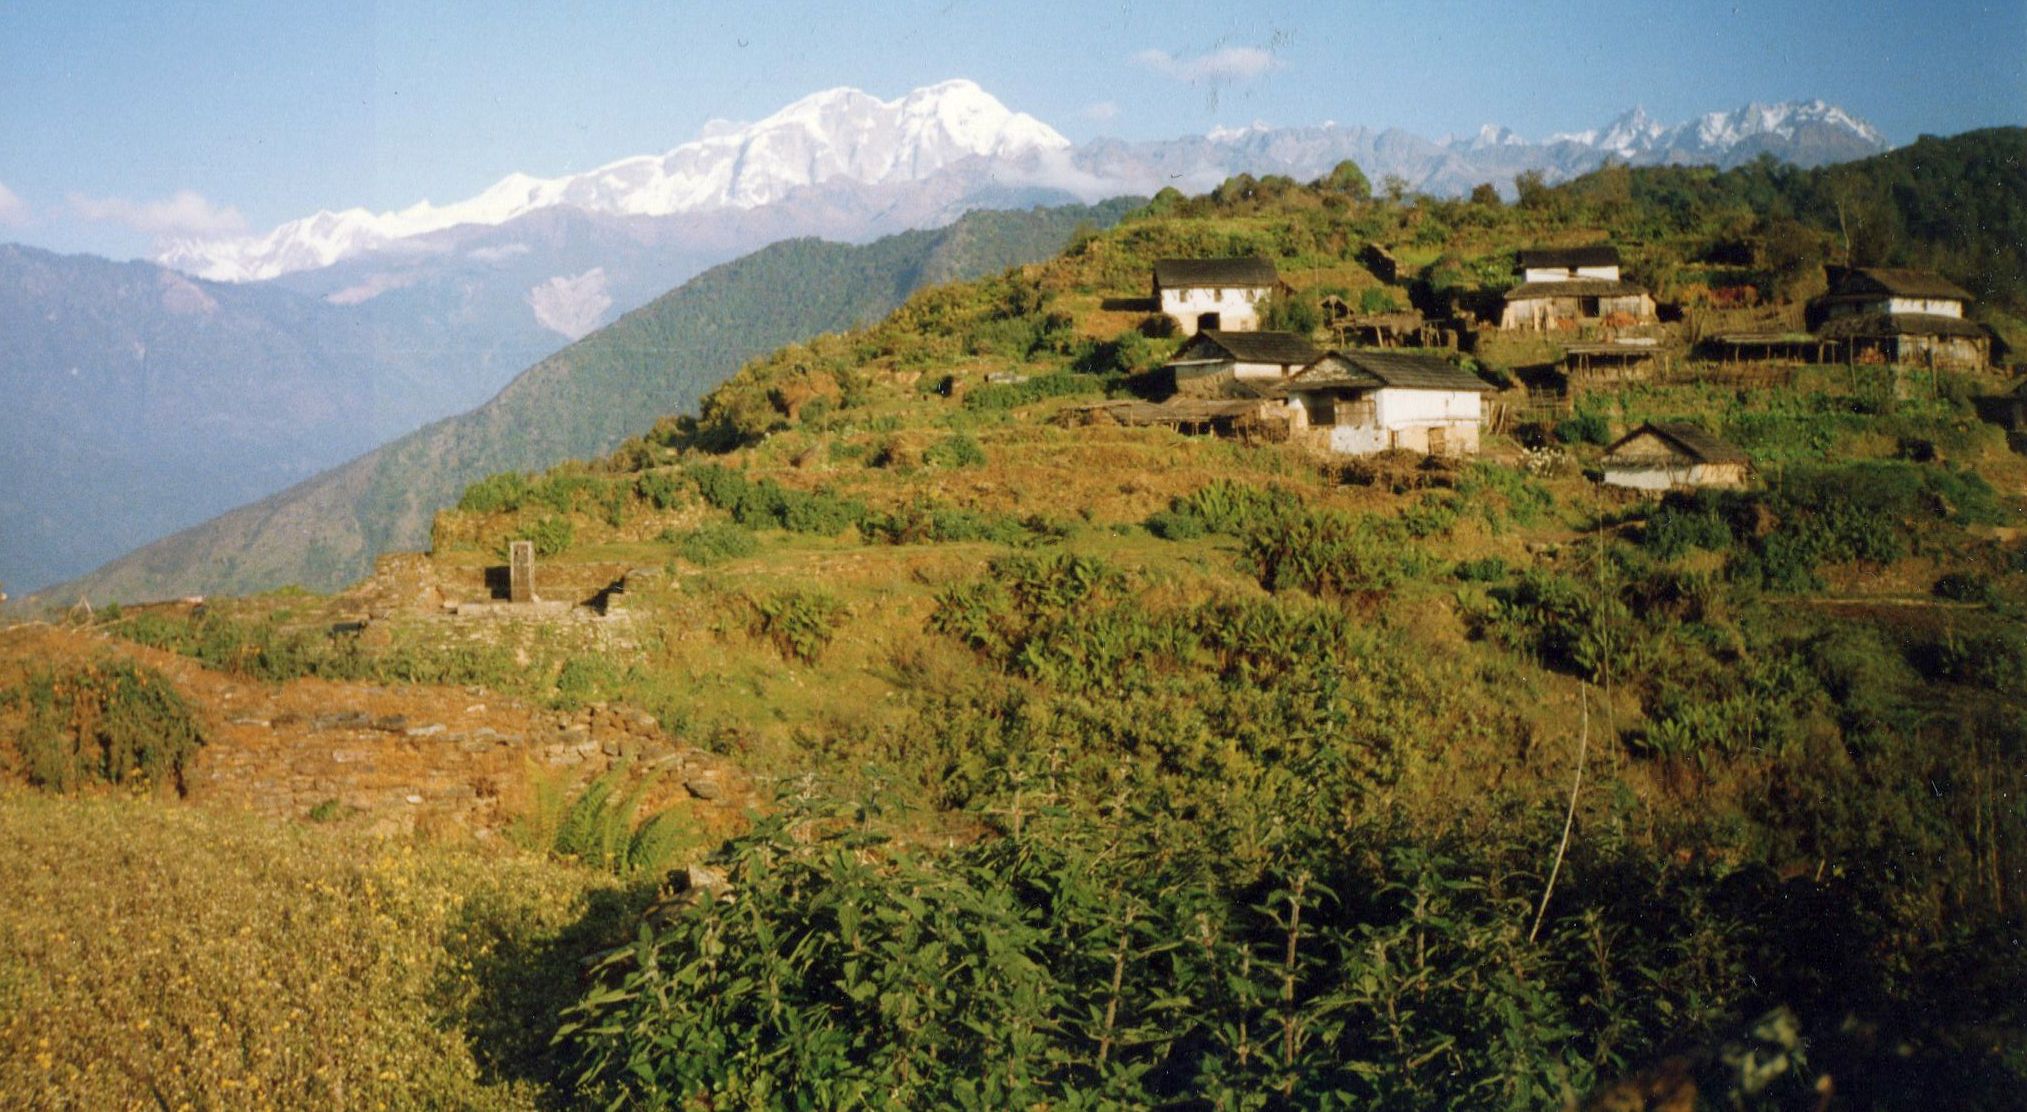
[6,135,2025,1105]
[29,199,1138,608]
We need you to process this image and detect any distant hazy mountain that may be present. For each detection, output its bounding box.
[0,244,532,594]
[30,200,1136,608]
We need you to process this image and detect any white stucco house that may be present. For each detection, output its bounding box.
[1164,329,1323,397]
[1498,245,1657,331]
[1275,350,1494,457]
[1808,267,1988,370]
[1152,257,1280,335]
[1602,422,1751,491]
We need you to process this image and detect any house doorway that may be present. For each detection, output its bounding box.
[1427,426,1449,456]
[1197,312,1221,331]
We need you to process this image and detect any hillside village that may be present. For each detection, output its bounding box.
[3,132,2025,1108]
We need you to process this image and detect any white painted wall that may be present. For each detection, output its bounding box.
[1888,296,1963,318]
[1231,359,1291,382]
[1159,286,1268,334]
[1374,387,1481,429]
[1521,264,1621,283]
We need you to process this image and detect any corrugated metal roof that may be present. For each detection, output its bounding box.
[1152,257,1279,289]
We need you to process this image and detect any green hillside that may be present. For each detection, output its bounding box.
[6,133,2025,1107]
[25,199,1138,608]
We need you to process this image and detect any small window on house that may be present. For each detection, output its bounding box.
[1580,297,1601,317]
[1198,311,1221,330]
[1309,395,1335,425]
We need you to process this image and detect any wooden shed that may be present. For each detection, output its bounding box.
[1602,422,1750,491]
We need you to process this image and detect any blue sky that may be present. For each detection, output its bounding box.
[2,0,2021,261]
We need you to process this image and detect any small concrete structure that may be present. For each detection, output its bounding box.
[1498,245,1657,331]
[509,540,535,603]
[1810,267,1988,370]
[1275,350,1494,458]
[1152,257,1279,335]
[1164,329,1324,398]
[1602,422,1750,491]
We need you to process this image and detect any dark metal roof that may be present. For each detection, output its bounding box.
[1826,267,1973,302]
[1606,422,1749,464]
[1181,329,1324,365]
[1283,350,1494,393]
[1152,257,1279,289]
[1504,278,1651,301]
[1516,245,1621,270]
[1815,311,1985,340]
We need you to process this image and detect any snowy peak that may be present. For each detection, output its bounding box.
[1537,100,1885,162]
[161,80,1067,282]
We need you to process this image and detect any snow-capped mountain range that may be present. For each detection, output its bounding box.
[161,80,1068,282]
[160,82,1888,286]
[1544,100,1886,160]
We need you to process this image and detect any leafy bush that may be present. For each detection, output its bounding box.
[1554,410,1612,446]
[634,470,688,510]
[1487,571,1639,681]
[1241,503,1409,597]
[865,500,1031,546]
[674,523,758,566]
[520,516,576,558]
[457,471,530,514]
[963,371,1115,411]
[1149,480,1305,539]
[1642,498,1735,559]
[1453,557,1509,582]
[688,464,869,536]
[749,589,849,664]
[513,767,696,878]
[13,659,204,794]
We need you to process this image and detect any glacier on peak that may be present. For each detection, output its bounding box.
[160,79,1068,282]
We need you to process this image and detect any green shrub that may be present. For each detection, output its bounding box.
[865,500,1029,546]
[1642,499,1735,559]
[512,767,696,878]
[1934,571,1996,605]
[1457,462,1554,527]
[1453,557,1509,582]
[457,471,530,514]
[520,516,576,558]
[923,432,988,469]
[1554,410,1611,446]
[675,523,759,566]
[688,464,869,536]
[1241,503,1409,596]
[963,371,1115,411]
[14,659,205,794]
[634,471,688,510]
[1144,508,1207,540]
[749,589,848,664]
